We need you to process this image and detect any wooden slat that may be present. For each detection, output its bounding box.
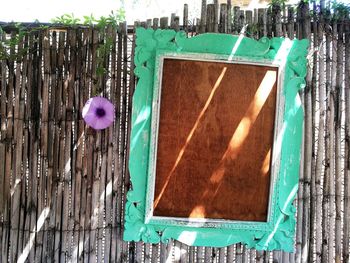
[121,21,129,262]
[17,33,29,258]
[219,3,228,33]
[96,26,107,262]
[314,8,325,263]
[88,28,100,263]
[321,12,333,263]
[46,29,58,262]
[113,22,124,263]
[160,240,172,263]
[6,31,15,263]
[200,0,207,33]
[40,28,51,261]
[183,4,189,32]
[77,28,90,262]
[53,30,66,263]
[0,30,7,217]
[227,0,232,33]
[343,15,350,263]
[104,24,116,262]
[0,30,8,263]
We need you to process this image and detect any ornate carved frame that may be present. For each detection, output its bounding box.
[124,28,308,252]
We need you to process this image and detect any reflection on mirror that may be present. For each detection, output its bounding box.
[152,59,278,222]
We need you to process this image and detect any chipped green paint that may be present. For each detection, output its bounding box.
[124,27,309,252]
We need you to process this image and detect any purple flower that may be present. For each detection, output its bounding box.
[82,97,115,130]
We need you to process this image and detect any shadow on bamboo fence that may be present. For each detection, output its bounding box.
[0,1,349,262]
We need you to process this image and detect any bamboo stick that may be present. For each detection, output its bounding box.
[170,13,176,29]
[0,80,5,263]
[256,250,265,263]
[236,243,243,263]
[120,21,129,262]
[69,28,83,262]
[153,18,159,30]
[218,247,225,263]
[314,7,326,263]
[196,246,204,262]
[183,4,188,32]
[96,27,107,262]
[206,4,215,33]
[145,242,152,263]
[219,4,228,33]
[6,31,15,262]
[204,247,213,263]
[233,6,240,34]
[227,0,232,33]
[160,240,172,262]
[266,7,273,37]
[34,29,45,263]
[343,15,350,263]
[53,30,65,263]
[66,28,77,262]
[334,15,344,263]
[103,25,116,262]
[88,28,101,263]
[0,202,2,263]
[227,244,235,263]
[327,18,338,263]
[34,30,44,263]
[59,28,70,262]
[113,22,124,263]
[295,85,305,263]
[238,10,245,33]
[274,3,282,37]
[160,17,169,29]
[136,241,143,262]
[40,28,51,261]
[150,243,159,262]
[174,16,180,31]
[0,30,7,218]
[10,30,25,263]
[22,33,33,258]
[28,30,40,263]
[45,29,58,262]
[0,31,9,262]
[146,19,152,29]
[273,250,282,263]
[78,28,91,262]
[308,2,318,261]
[321,11,333,263]
[282,4,287,37]
[300,3,312,263]
[189,246,195,263]
[258,8,267,38]
[214,0,219,32]
[242,246,249,263]
[200,0,207,33]
[1,208,9,262]
[245,10,252,37]
[287,6,295,39]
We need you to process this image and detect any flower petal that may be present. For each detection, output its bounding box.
[82,96,115,130]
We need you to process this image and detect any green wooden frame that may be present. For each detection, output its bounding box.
[124,28,308,252]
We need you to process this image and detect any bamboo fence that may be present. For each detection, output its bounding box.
[0,1,349,262]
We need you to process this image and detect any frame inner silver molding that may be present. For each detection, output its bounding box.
[144,52,286,230]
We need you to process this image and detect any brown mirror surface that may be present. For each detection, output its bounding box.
[153,58,278,222]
